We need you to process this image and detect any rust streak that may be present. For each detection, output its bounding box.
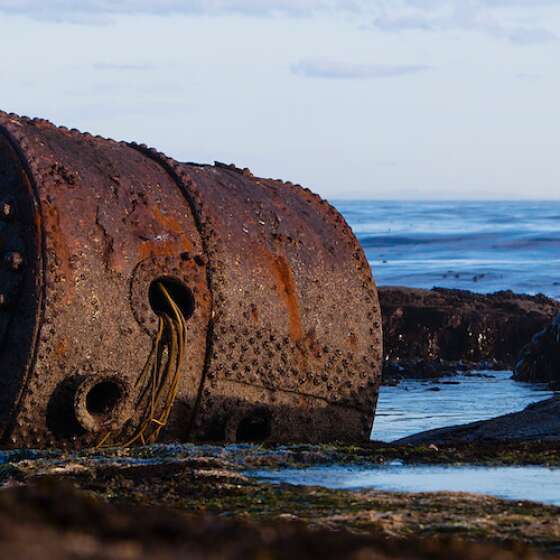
[270,253,303,341]
[44,203,75,304]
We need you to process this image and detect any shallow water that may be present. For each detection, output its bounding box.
[250,463,560,506]
[337,200,560,299]
[372,371,556,442]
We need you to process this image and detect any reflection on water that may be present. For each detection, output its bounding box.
[250,464,560,506]
[372,371,555,442]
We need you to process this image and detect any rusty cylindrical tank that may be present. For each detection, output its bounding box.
[0,111,382,449]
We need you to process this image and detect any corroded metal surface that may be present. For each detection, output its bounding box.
[0,111,382,449]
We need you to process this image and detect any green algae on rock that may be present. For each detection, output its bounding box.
[0,443,559,558]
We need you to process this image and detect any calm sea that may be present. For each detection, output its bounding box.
[337,200,560,300]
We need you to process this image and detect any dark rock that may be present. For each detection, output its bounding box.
[397,397,560,445]
[0,478,551,560]
[379,287,560,383]
[513,314,560,384]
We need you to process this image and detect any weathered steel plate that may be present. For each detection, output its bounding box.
[0,111,382,449]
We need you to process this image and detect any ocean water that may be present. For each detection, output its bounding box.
[337,200,560,299]
[250,464,560,506]
[372,371,555,442]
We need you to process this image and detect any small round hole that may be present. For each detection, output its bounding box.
[236,409,272,443]
[86,381,123,417]
[149,277,195,319]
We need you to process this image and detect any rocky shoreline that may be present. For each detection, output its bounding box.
[379,287,560,384]
[0,442,559,558]
[398,397,560,445]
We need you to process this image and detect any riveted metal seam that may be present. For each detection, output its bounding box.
[0,113,47,445]
[127,143,216,438]
[221,379,377,413]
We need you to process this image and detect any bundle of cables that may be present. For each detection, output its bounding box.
[97,282,187,448]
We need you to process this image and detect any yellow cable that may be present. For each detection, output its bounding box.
[97,281,187,448]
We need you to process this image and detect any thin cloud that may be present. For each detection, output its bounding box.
[0,0,557,46]
[374,15,556,45]
[93,62,153,71]
[504,26,556,45]
[0,0,369,20]
[292,59,432,80]
[516,72,542,81]
[372,1,557,45]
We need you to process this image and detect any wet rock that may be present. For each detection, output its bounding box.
[513,314,560,385]
[379,287,560,383]
[397,397,560,445]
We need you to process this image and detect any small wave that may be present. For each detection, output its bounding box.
[360,232,503,248]
[494,235,560,250]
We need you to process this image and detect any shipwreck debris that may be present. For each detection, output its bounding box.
[0,111,382,449]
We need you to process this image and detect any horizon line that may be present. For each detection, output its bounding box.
[329,197,560,202]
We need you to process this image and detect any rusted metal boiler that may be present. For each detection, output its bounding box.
[0,111,382,449]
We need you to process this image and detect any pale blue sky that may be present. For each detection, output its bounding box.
[1,1,559,199]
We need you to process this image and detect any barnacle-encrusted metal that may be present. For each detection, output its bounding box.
[0,111,382,449]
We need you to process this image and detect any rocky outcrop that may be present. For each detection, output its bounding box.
[397,397,560,445]
[379,287,560,383]
[513,314,560,386]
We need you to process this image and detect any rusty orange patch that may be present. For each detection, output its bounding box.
[54,336,69,359]
[152,207,190,239]
[269,253,303,342]
[44,202,76,304]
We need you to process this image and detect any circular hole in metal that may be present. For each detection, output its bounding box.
[85,381,123,417]
[236,409,272,443]
[149,277,195,319]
